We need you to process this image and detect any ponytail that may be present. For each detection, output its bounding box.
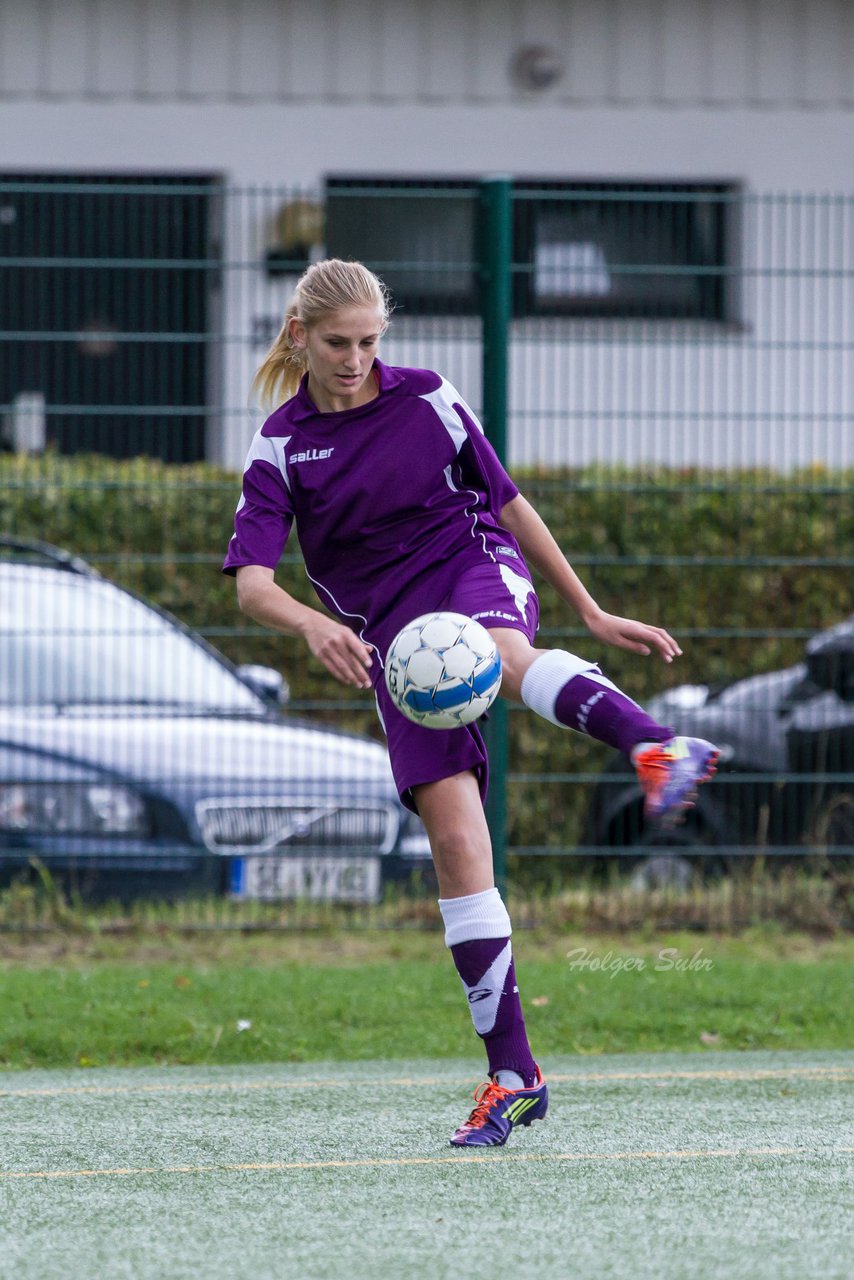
[252,304,307,408]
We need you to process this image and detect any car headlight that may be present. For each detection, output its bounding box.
[647,684,710,718]
[0,783,148,835]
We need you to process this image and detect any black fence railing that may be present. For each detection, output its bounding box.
[0,178,852,910]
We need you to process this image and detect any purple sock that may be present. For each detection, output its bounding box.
[449,935,538,1086]
[554,670,673,756]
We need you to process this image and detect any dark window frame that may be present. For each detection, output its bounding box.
[512,180,737,322]
[325,176,481,315]
[324,175,739,324]
[0,171,219,462]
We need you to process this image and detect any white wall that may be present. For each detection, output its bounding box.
[2,0,853,110]
[1,0,852,470]
[2,100,854,190]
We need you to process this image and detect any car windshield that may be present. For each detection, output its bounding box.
[1,568,264,713]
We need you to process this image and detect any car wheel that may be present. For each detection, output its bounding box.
[625,824,708,889]
[811,790,854,863]
[628,852,695,891]
[591,791,728,888]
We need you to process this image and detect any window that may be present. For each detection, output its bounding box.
[325,177,479,314]
[324,176,737,322]
[513,181,736,321]
[0,172,217,461]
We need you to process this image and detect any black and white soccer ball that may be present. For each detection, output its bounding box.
[384,611,502,729]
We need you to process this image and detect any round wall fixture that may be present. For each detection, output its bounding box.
[511,43,565,92]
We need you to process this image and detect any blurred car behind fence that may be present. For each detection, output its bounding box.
[0,538,432,904]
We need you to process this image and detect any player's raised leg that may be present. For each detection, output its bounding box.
[491,628,719,824]
[412,771,548,1148]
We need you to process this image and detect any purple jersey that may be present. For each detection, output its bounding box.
[222,361,525,659]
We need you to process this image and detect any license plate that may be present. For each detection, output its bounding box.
[229,855,381,903]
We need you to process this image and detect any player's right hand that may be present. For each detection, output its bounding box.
[303,616,374,689]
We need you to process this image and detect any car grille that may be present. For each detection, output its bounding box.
[196,799,398,855]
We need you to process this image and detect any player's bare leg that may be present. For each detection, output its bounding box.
[413,771,547,1146]
[413,771,493,898]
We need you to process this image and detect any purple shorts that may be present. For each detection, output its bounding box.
[373,557,539,812]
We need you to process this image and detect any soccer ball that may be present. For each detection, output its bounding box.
[384,612,502,729]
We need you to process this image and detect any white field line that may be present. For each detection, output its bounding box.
[3,1146,854,1181]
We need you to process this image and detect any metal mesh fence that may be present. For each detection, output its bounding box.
[0,177,852,910]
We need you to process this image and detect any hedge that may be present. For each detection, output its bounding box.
[3,453,851,848]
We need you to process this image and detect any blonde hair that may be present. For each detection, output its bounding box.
[253,259,391,408]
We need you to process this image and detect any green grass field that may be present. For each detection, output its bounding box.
[1,928,852,1070]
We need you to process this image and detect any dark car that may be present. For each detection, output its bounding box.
[0,538,431,902]
[583,616,854,885]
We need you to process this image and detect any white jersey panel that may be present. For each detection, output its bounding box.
[242,431,292,490]
[419,378,484,453]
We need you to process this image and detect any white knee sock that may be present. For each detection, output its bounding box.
[519,650,599,726]
[437,886,511,947]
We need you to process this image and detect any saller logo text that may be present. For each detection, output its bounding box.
[289,448,335,463]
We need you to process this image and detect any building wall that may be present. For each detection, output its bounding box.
[1,0,852,470]
[2,0,853,110]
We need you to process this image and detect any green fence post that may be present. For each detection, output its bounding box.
[479,176,512,896]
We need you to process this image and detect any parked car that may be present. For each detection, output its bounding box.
[583,616,854,885]
[0,538,432,903]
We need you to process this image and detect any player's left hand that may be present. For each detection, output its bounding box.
[584,609,682,663]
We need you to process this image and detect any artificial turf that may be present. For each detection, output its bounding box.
[2,1051,853,1280]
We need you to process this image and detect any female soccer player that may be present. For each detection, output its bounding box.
[223,259,718,1148]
